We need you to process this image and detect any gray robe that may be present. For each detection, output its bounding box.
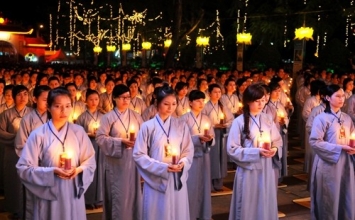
[68,101,86,123]
[15,110,48,156]
[142,104,158,122]
[345,94,355,124]
[0,106,32,215]
[180,112,215,220]
[129,96,147,115]
[175,96,190,117]
[99,92,114,114]
[202,101,233,182]
[133,115,194,220]
[16,121,96,220]
[309,111,355,220]
[221,94,240,115]
[76,110,104,206]
[227,113,282,220]
[0,103,14,114]
[95,108,143,220]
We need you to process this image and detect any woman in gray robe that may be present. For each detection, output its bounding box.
[227,83,282,220]
[65,83,86,123]
[0,84,15,114]
[96,84,143,220]
[16,87,96,220]
[180,90,215,220]
[202,83,233,191]
[98,77,115,114]
[128,79,147,115]
[175,82,190,117]
[0,85,32,218]
[133,84,194,220]
[309,84,355,220]
[76,89,104,209]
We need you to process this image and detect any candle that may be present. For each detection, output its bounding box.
[76,91,82,101]
[238,102,243,108]
[287,97,291,106]
[219,113,225,124]
[350,133,355,148]
[278,111,285,124]
[129,124,135,141]
[204,123,209,136]
[60,151,72,170]
[93,122,100,134]
[258,135,271,150]
[72,112,79,123]
[171,148,178,165]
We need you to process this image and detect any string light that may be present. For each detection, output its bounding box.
[323,31,327,47]
[284,17,287,47]
[315,4,321,56]
[49,14,53,51]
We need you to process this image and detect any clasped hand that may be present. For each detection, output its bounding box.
[122,138,135,148]
[199,134,213,144]
[168,162,184,172]
[54,167,83,180]
[259,147,277,158]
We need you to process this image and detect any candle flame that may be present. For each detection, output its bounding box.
[204,123,209,129]
[278,111,284,118]
[93,122,100,129]
[73,112,79,120]
[130,124,135,132]
[76,91,82,100]
[351,133,355,139]
[66,150,73,159]
[220,113,224,119]
[238,102,243,107]
[171,148,178,156]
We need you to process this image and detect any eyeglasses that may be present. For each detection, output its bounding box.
[117,96,131,101]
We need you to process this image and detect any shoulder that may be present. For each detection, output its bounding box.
[68,123,86,134]
[260,113,273,125]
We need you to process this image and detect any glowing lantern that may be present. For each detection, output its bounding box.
[122,43,131,51]
[142,42,152,50]
[0,18,4,24]
[93,46,102,53]
[164,39,172,48]
[236,33,252,45]
[294,27,314,41]
[196,36,209,46]
[106,45,116,52]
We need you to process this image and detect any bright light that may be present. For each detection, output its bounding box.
[236,33,252,45]
[0,18,4,24]
[196,36,209,46]
[0,32,10,40]
[294,27,314,41]
[93,46,102,53]
[122,43,131,51]
[142,42,152,50]
[164,39,172,48]
[106,45,116,52]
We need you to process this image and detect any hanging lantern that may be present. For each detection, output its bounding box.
[236,33,252,45]
[122,43,131,51]
[93,46,102,53]
[164,39,172,48]
[106,45,116,52]
[142,41,152,50]
[294,27,314,41]
[0,18,4,24]
[196,36,209,47]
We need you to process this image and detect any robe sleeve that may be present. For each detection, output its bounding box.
[133,123,170,193]
[302,98,312,122]
[309,115,343,164]
[14,117,31,157]
[226,118,261,169]
[346,96,355,123]
[271,121,283,159]
[74,127,96,198]
[0,112,16,146]
[177,122,194,171]
[95,115,123,158]
[16,131,58,201]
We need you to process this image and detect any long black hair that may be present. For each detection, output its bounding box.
[323,84,342,113]
[32,85,51,109]
[208,83,224,115]
[242,83,266,139]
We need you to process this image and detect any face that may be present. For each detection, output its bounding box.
[199,80,208,91]
[114,91,130,110]
[89,80,97,89]
[15,90,29,106]
[33,91,49,111]
[63,77,72,85]
[74,76,83,85]
[86,93,99,109]
[49,80,60,89]
[177,86,188,97]
[189,98,205,112]
[129,83,139,96]
[327,89,345,109]
[106,81,115,94]
[0,83,4,95]
[209,87,222,101]
[48,95,72,123]
[248,96,267,114]
[188,78,196,87]
[239,82,247,93]
[4,89,13,103]
[22,74,30,83]
[67,85,77,98]
[270,87,281,100]
[346,81,354,91]
[220,74,227,82]
[39,77,48,85]
[226,81,236,93]
[158,95,177,116]
[100,74,107,82]
[30,73,38,84]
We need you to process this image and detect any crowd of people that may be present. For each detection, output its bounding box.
[0,64,353,220]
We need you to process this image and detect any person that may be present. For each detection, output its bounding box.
[133,84,194,220]
[175,82,190,117]
[65,83,86,123]
[0,85,32,218]
[221,78,241,117]
[309,84,355,219]
[76,89,104,210]
[202,84,233,191]
[128,79,147,115]
[16,87,96,220]
[0,79,5,105]
[227,83,282,220]
[98,77,115,114]
[0,84,15,114]
[15,85,51,157]
[95,84,143,220]
[180,90,215,220]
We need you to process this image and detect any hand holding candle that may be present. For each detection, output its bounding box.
[219,113,225,125]
[93,122,99,134]
[258,135,271,150]
[278,111,285,125]
[72,112,79,124]
[171,148,178,165]
[204,123,209,136]
[60,151,72,170]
